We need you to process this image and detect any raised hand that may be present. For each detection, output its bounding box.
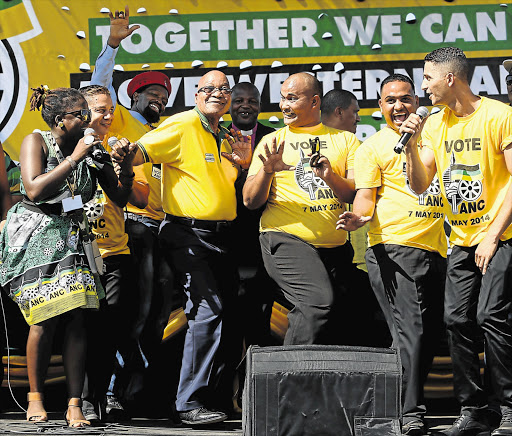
[110,138,134,164]
[310,152,333,181]
[222,129,253,169]
[108,6,140,48]
[258,137,295,174]
[116,138,138,169]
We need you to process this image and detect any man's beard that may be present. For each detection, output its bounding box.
[142,105,161,124]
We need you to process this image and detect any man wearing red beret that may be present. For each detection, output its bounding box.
[88,7,174,422]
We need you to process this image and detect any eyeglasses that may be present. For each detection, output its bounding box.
[507,75,512,86]
[197,86,232,95]
[63,108,91,122]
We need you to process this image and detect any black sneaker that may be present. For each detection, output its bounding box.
[438,409,490,436]
[104,395,129,422]
[403,420,426,436]
[492,407,512,436]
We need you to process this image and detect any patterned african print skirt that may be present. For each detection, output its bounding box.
[0,203,104,325]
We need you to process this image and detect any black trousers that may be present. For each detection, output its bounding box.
[83,254,136,405]
[125,218,174,377]
[260,231,354,345]
[365,244,446,423]
[445,241,512,409]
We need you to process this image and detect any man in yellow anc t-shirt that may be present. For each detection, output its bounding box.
[404,47,512,436]
[112,70,252,426]
[243,72,358,346]
[90,7,174,417]
[337,74,447,436]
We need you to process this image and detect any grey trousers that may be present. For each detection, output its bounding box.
[260,231,353,345]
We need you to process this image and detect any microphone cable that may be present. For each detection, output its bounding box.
[0,292,27,413]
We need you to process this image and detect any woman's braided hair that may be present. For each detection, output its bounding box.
[29,85,86,128]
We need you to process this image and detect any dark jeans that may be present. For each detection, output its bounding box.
[159,219,239,412]
[365,244,446,423]
[260,231,354,345]
[445,241,512,408]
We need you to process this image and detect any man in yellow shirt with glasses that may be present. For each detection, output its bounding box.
[112,70,251,426]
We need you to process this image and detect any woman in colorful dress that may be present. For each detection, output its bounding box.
[0,86,136,427]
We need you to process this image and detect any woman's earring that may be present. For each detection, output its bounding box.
[58,121,64,128]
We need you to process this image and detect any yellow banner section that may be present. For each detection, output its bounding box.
[0,1,33,40]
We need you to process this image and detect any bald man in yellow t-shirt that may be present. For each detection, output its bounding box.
[403,47,512,436]
[244,73,358,345]
[112,69,252,426]
[338,74,447,435]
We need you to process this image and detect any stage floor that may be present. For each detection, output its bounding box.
[0,412,457,435]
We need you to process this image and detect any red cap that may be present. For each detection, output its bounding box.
[127,71,172,98]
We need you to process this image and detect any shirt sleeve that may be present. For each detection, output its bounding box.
[247,131,277,177]
[354,144,382,189]
[91,44,119,106]
[499,110,512,152]
[137,117,182,165]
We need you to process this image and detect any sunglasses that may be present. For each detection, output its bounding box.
[507,75,512,87]
[63,108,91,122]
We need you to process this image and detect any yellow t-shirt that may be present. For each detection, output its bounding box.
[126,163,164,221]
[248,123,359,248]
[355,127,447,256]
[422,97,512,247]
[109,104,164,221]
[84,135,129,258]
[137,109,238,221]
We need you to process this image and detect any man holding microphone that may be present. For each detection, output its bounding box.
[337,73,447,435]
[403,47,512,436]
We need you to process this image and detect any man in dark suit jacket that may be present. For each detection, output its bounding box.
[224,82,276,409]
[228,83,275,270]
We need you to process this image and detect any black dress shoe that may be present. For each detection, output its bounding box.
[492,407,512,436]
[179,407,227,425]
[438,409,490,436]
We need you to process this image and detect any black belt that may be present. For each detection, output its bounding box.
[165,214,232,232]
[21,198,75,217]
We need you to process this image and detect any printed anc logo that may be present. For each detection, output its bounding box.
[295,148,328,200]
[84,190,105,221]
[442,153,484,215]
[402,162,443,207]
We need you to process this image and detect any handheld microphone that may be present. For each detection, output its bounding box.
[84,128,103,160]
[393,106,429,154]
[107,136,119,148]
